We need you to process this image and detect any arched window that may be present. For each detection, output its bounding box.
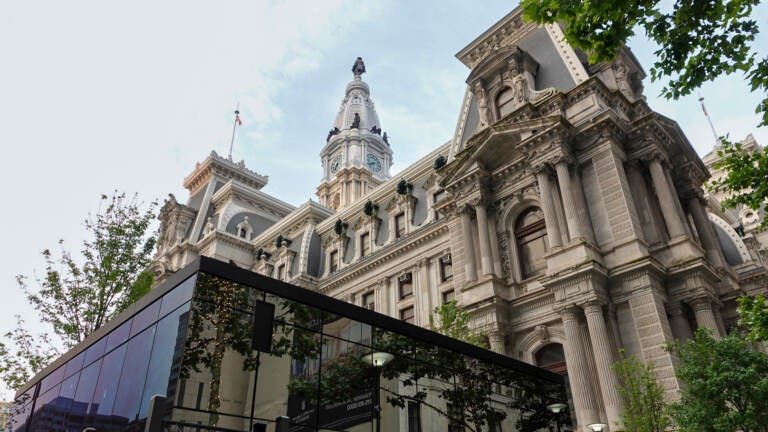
[496,87,516,118]
[515,207,548,279]
[536,343,567,374]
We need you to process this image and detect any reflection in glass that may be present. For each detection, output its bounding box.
[113,325,155,423]
[91,344,127,417]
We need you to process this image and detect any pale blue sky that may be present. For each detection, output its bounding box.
[0,0,766,398]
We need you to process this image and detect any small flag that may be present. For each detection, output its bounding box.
[235,110,242,126]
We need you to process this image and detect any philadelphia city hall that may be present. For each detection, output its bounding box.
[151,6,768,431]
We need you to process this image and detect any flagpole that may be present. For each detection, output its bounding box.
[698,95,720,146]
[228,102,240,160]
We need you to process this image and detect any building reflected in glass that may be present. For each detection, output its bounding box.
[6,257,572,432]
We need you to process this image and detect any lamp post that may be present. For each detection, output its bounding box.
[587,423,608,432]
[546,403,568,432]
[362,352,394,432]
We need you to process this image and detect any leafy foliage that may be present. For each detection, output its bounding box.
[0,316,58,392]
[612,351,670,432]
[737,294,768,342]
[667,328,768,432]
[1,191,156,393]
[519,0,767,127]
[429,300,488,348]
[709,138,768,227]
[15,192,157,347]
[181,274,570,432]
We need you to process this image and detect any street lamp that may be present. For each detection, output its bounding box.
[362,352,394,432]
[546,403,568,432]
[587,423,609,432]
[361,352,394,367]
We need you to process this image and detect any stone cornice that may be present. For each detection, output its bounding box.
[183,151,268,194]
[316,142,451,235]
[319,221,449,292]
[455,8,535,69]
[250,200,333,250]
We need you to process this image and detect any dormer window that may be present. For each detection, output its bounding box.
[395,213,406,239]
[360,232,370,258]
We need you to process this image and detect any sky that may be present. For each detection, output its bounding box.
[0,0,766,398]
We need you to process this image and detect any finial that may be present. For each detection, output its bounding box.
[352,57,366,77]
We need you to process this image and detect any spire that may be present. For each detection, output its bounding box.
[332,57,381,132]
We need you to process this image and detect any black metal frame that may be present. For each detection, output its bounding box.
[194,256,564,384]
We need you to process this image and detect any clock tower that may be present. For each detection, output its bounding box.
[317,58,393,211]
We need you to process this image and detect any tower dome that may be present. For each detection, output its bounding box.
[332,63,381,131]
[317,57,394,211]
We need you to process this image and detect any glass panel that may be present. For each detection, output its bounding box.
[159,274,197,316]
[64,351,85,378]
[28,383,60,431]
[130,300,161,337]
[83,337,107,367]
[105,319,131,353]
[57,372,80,416]
[91,344,127,418]
[72,360,101,420]
[113,325,156,423]
[139,303,191,418]
[39,365,64,394]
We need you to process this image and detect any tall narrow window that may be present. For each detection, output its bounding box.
[439,253,453,281]
[400,306,415,324]
[276,264,285,281]
[360,232,370,258]
[395,213,406,239]
[515,207,548,279]
[433,190,447,220]
[407,401,421,432]
[398,273,413,298]
[496,86,517,118]
[329,250,338,273]
[362,292,375,310]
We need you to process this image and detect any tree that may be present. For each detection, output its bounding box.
[667,328,768,432]
[709,138,768,228]
[737,293,768,341]
[1,191,157,392]
[520,0,768,225]
[0,316,58,392]
[612,351,669,432]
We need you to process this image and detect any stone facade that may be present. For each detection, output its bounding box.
[152,7,768,432]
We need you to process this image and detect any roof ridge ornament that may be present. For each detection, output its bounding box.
[352,57,366,78]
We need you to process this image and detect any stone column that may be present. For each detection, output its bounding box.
[555,159,583,240]
[460,206,478,282]
[475,202,495,276]
[535,167,563,248]
[489,213,504,278]
[560,306,601,429]
[688,195,726,268]
[691,297,721,338]
[583,302,623,429]
[667,301,694,342]
[625,162,658,243]
[571,167,596,244]
[648,158,687,238]
[375,277,390,315]
[488,330,506,354]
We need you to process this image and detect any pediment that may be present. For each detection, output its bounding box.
[440,115,570,186]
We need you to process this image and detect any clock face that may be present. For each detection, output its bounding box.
[330,155,342,173]
[366,153,382,173]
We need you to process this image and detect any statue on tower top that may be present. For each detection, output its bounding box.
[352,57,366,77]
